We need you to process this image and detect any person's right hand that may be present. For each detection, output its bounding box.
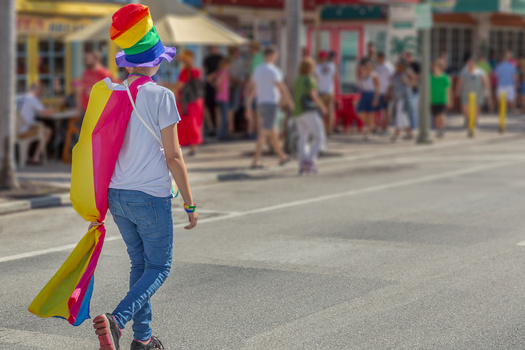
[185,211,198,230]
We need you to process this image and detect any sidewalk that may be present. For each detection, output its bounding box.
[1,113,524,215]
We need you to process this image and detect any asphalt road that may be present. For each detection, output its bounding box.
[2,136,525,350]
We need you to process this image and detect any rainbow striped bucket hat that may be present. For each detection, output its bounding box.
[111,4,176,68]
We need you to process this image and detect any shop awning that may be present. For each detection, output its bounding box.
[65,0,248,45]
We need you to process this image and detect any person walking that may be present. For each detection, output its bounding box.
[494,51,518,114]
[357,59,380,141]
[293,57,327,175]
[430,60,452,138]
[456,55,490,126]
[403,50,421,130]
[375,52,394,134]
[92,4,198,350]
[390,59,415,142]
[173,50,204,156]
[213,58,233,140]
[203,46,223,135]
[246,46,294,168]
[315,51,336,136]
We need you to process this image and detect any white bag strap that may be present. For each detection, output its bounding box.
[124,81,163,146]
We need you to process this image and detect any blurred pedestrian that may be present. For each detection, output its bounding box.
[494,51,518,113]
[213,58,233,140]
[203,46,223,135]
[390,59,415,142]
[246,46,294,168]
[356,42,377,81]
[518,56,525,113]
[315,51,336,136]
[92,5,197,350]
[375,52,394,134]
[403,50,421,130]
[229,46,247,124]
[245,42,264,139]
[456,55,490,126]
[293,57,327,175]
[16,82,53,164]
[75,49,113,123]
[357,59,380,141]
[430,60,452,138]
[174,50,204,156]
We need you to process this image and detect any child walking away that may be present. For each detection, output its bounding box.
[93,4,198,350]
[357,59,381,141]
[293,58,327,175]
[430,60,452,138]
[214,58,232,140]
[390,59,416,142]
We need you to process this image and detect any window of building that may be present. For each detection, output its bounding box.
[490,29,525,60]
[431,26,474,74]
[38,37,66,98]
[16,36,27,94]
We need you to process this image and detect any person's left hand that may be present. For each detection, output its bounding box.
[88,221,105,231]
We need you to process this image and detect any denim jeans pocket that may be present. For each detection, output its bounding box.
[127,201,158,227]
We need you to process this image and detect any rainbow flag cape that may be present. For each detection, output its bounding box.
[29,76,153,326]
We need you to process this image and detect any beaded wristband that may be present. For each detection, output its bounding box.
[184,203,196,213]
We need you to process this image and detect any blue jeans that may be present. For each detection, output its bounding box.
[217,101,229,138]
[410,92,419,129]
[108,189,173,342]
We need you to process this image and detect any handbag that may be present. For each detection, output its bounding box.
[301,77,317,111]
[179,69,203,114]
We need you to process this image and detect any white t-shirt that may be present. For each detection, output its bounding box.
[16,93,44,134]
[110,80,181,198]
[252,63,283,105]
[315,62,336,94]
[375,61,394,94]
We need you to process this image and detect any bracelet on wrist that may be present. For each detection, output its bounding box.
[184,203,196,213]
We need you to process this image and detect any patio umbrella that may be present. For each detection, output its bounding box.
[66,0,247,45]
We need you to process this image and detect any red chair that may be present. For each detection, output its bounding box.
[335,94,362,133]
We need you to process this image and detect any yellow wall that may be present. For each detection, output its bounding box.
[26,35,38,89]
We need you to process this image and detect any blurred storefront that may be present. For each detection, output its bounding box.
[16,0,121,98]
[432,0,525,73]
[202,0,418,94]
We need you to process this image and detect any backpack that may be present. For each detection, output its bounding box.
[179,69,203,114]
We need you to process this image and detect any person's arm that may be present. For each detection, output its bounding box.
[276,82,294,111]
[311,89,327,116]
[482,73,491,98]
[245,79,255,120]
[372,74,380,107]
[161,124,198,230]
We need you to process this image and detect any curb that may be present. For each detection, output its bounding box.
[0,193,71,216]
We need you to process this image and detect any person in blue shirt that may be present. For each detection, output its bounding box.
[494,51,518,113]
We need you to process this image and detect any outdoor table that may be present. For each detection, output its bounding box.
[37,109,77,159]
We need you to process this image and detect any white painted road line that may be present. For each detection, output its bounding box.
[516,241,525,246]
[0,159,522,264]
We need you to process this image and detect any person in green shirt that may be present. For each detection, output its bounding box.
[430,60,452,138]
[292,57,327,175]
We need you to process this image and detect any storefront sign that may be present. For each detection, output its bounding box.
[388,4,417,59]
[416,4,433,29]
[17,16,92,36]
[431,0,457,12]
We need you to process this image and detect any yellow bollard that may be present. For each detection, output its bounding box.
[499,91,507,134]
[468,92,476,138]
